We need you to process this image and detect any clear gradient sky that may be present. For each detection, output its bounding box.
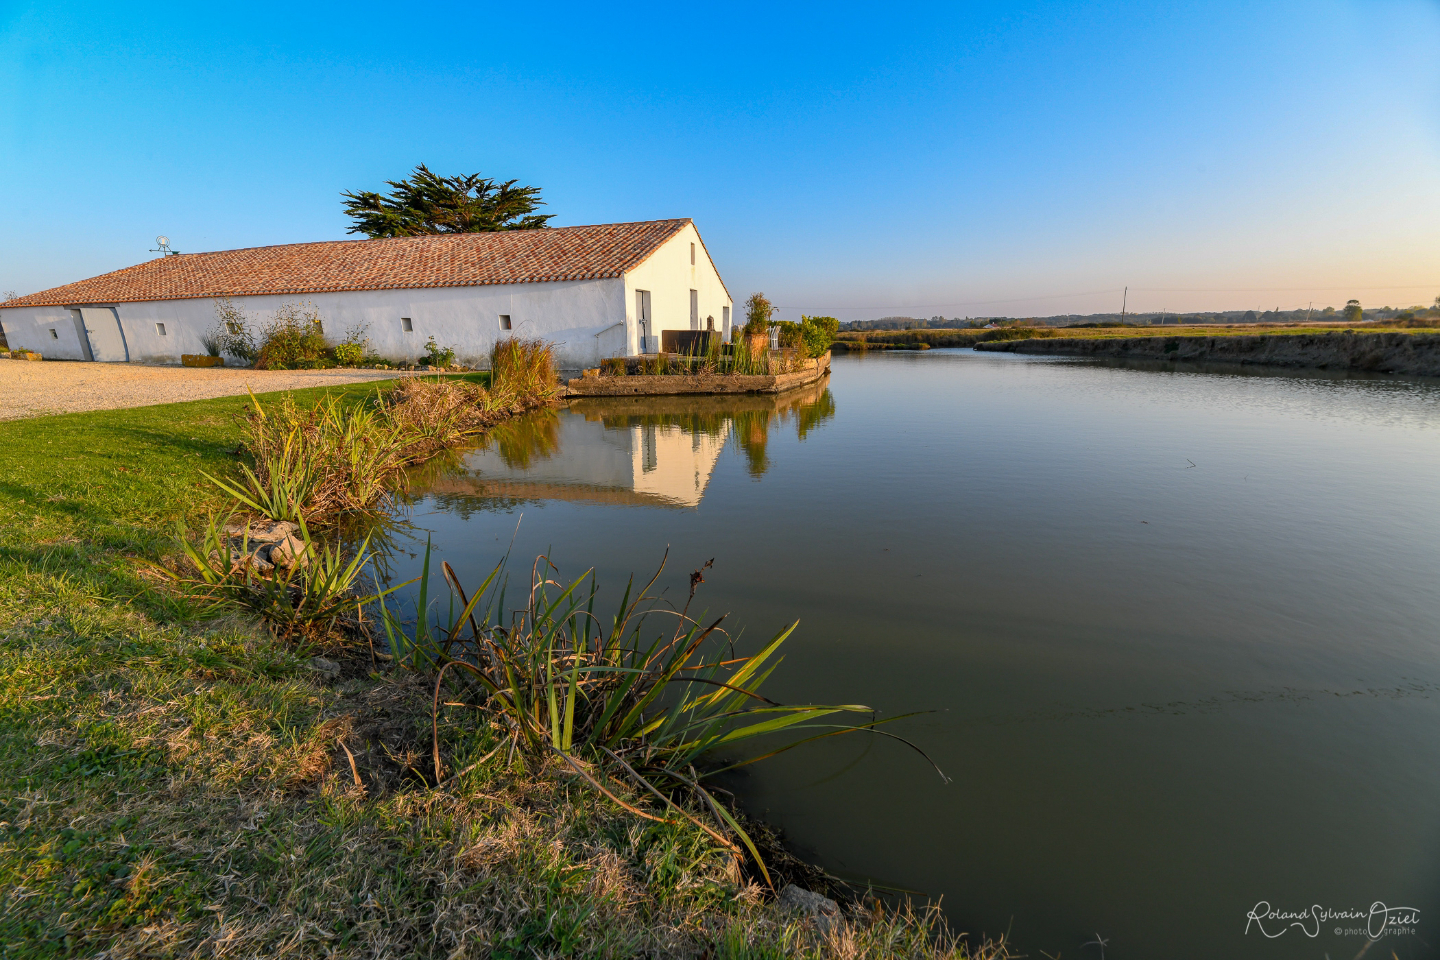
[2,1,1437,321]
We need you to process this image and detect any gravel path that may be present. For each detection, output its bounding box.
[0,360,415,420]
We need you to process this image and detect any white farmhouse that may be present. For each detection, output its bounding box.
[0,219,732,369]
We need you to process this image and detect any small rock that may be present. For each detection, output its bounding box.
[778,884,839,932]
[307,656,341,680]
[269,534,310,568]
[232,550,274,575]
[224,519,297,544]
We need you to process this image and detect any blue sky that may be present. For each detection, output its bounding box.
[2,1,1437,320]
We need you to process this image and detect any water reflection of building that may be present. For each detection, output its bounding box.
[422,382,835,509]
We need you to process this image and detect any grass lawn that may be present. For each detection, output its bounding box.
[0,385,992,959]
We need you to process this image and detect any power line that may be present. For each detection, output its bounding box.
[777,282,1439,312]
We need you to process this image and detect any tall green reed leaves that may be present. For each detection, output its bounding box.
[164,511,408,641]
[380,547,942,884]
[203,387,410,522]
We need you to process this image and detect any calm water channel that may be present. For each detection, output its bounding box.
[391,350,1440,959]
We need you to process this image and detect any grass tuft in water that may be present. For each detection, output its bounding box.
[380,549,942,886]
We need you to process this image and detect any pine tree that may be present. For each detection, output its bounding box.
[342,165,553,237]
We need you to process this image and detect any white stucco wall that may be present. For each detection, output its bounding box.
[1,307,93,361]
[0,277,629,369]
[0,223,733,367]
[621,223,733,355]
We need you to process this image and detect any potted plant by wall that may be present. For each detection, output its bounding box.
[182,327,226,367]
[743,292,774,358]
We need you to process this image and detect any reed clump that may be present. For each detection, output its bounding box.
[379,551,940,886]
[206,390,412,522]
[212,343,560,524]
[491,337,558,397]
[164,513,385,641]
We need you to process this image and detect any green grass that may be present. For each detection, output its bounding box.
[0,385,1005,959]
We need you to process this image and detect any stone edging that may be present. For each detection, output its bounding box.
[565,354,831,396]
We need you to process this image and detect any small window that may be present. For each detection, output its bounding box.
[499,314,512,331]
[690,243,695,265]
[155,322,166,335]
[49,328,58,339]
[401,317,413,332]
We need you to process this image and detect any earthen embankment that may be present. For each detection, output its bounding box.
[974,332,1440,377]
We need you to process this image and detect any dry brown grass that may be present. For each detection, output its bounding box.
[490,337,559,398]
[382,376,553,459]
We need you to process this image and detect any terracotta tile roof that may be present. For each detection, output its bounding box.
[2,219,696,308]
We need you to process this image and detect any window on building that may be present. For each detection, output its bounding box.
[690,243,695,265]
[499,314,512,331]
[49,328,58,339]
[155,323,167,335]
[689,290,699,330]
[402,317,413,332]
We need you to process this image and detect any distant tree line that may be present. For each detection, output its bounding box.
[838,299,1440,331]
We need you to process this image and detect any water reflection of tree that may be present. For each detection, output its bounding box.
[795,388,836,441]
[583,387,835,478]
[733,386,835,476]
[594,411,731,439]
[581,386,835,477]
[732,409,772,476]
[491,408,562,469]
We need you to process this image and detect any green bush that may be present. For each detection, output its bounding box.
[254,302,330,369]
[332,323,370,367]
[333,342,364,366]
[774,316,838,357]
[421,336,457,368]
[800,315,838,357]
[775,320,802,349]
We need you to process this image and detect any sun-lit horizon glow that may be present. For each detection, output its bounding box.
[2,1,1437,321]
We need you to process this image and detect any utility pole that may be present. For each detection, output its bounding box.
[1121,286,1127,324]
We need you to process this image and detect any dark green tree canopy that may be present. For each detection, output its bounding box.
[342,164,553,238]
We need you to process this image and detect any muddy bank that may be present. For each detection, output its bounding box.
[975,332,1440,377]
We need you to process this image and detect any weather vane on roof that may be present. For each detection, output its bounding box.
[150,235,180,256]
